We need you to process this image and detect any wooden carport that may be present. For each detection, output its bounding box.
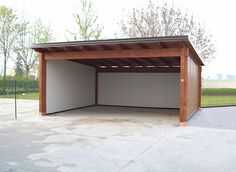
[32,36,204,124]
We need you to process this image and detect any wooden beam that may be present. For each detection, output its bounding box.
[95,69,98,104]
[118,44,130,50]
[160,42,168,48]
[138,43,149,49]
[39,53,46,116]
[117,58,139,66]
[99,45,114,50]
[97,67,180,73]
[198,66,202,109]
[179,48,188,124]
[133,58,153,66]
[45,48,181,60]
[149,58,167,66]
[69,60,100,68]
[159,58,172,67]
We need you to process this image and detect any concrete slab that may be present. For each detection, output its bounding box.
[189,106,236,130]
[0,101,236,172]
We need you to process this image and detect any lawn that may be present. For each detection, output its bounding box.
[0,88,235,107]
[202,96,236,107]
[201,88,236,107]
[202,88,236,96]
[0,92,39,100]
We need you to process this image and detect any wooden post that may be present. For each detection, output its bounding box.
[95,69,98,105]
[179,48,188,125]
[198,66,202,109]
[39,53,46,115]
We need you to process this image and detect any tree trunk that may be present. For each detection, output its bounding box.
[3,51,7,96]
[25,67,30,78]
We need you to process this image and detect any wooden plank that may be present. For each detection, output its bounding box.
[179,48,188,123]
[39,53,46,116]
[198,66,202,109]
[187,56,199,119]
[45,48,181,60]
[95,69,98,104]
[97,67,180,73]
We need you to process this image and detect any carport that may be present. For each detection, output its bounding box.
[31,36,203,123]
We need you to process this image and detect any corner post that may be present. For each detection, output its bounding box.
[39,53,46,115]
[198,66,202,109]
[95,69,98,105]
[180,47,189,125]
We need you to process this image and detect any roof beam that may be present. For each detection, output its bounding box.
[160,42,168,48]
[45,48,181,60]
[97,66,180,73]
[132,58,153,66]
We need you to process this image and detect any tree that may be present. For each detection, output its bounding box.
[119,1,216,62]
[0,6,18,93]
[66,0,103,40]
[226,74,236,80]
[216,73,223,80]
[14,19,53,78]
[14,55,23,77]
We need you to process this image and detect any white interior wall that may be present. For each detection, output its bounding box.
[98,73,180,108]
[46,60,95,113]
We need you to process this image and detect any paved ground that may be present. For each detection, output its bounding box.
[0,99,236,172]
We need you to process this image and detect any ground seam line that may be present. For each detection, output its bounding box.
[116,133,167,172]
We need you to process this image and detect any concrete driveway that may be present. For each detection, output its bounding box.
[0,99,236,172]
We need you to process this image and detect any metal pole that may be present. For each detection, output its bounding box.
[14,80,17,119]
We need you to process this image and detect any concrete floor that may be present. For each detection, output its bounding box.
[0,99,236,172]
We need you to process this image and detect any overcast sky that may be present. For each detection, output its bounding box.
[1,0,236,79]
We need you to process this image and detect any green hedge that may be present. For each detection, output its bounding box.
[0,76,38,94]
[202,88,236,95]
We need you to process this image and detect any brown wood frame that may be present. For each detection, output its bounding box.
[95,69,98,105]
[36,37,203,123]
[39,53,46,116]
[179,48,189,123]
[97,67,180,73]
[198,66,202,109]
[45,48,180,60]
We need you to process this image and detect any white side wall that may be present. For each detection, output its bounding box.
[98,73,180,108]
[46,60,95,113]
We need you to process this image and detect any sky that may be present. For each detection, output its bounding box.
[0,0,236,79]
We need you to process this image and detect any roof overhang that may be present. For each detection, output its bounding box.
[31,36,204,70]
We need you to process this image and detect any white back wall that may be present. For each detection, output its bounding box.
[46,60,95,113]
[98,73,180,108]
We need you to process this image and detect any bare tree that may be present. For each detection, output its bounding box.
[0,6,18,92]
[14,19,53,78]
[119,1,216,62]
[66,0,103,40]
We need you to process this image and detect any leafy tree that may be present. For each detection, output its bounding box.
[14,55,23,77]
[119,1,216,62]
[0,6,18,93]
[66,0,103,40]
[14,18,53,78]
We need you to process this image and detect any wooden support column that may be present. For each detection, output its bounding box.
[179,48,189,124]
[198,66,202,109]
[39,53,46,116]
[95,69,98,105]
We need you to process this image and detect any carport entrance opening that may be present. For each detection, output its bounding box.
[32,36,204,123]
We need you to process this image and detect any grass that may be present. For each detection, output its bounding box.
[202,88,236,95]
[201,88,236,107]
[0,88,235,107]
[0,92,39,100]
[202,96,236,107]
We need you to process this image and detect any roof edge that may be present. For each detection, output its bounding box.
[31,36,189,49]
